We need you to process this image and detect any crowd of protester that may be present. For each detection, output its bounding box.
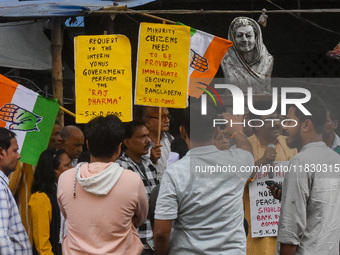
[0,98,340,255]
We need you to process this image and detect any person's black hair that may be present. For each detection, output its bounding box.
[326,103,338,122]
[32,148,66,194]
[182,106,191,138]
[182,102,218,143]
[0,127,16,152]
[171,135,189,159]
[121,120,147,151]
[78,150,90,163]
[85,115,125,158]
[133,105,147,122]
[290,95,327,134]
[124,120,146,139]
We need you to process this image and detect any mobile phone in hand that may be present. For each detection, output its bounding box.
[265,180,282,190]
[147,239,155,251]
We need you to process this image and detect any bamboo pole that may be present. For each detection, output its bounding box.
[157,107,162,144]
[59,106,76,118]
[157,19,168,144]
[132,10,176,24]
[51,18,64,125]
[89,8,340,15]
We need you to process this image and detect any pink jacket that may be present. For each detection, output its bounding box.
[57,162,148,255]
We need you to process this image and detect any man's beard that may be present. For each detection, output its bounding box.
[322,131,332,141]
[287,125,302,150]
[3,164,17,176]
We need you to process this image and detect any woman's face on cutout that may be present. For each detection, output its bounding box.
[234,25,256,53]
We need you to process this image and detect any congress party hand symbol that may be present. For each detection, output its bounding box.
[0,103,42,132]
[190,50,208,72]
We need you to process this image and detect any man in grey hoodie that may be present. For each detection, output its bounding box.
[57,115,148,255]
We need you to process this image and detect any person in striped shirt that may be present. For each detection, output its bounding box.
[0,127,31,254]
[116,120,159,255]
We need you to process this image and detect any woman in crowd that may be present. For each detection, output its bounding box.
[28,148,72,255]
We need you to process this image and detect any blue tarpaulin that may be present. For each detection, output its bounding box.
[0,0,155,17]
[0,0,156,70]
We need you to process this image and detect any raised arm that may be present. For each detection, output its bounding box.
[222,113,253,155]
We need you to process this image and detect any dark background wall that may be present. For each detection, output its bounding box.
[3,0,338,134]
[97,0,340,135]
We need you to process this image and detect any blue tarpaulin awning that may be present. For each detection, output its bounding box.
[0,0,156,70]
[0,0,156,17]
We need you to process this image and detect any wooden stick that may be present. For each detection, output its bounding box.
[51,17,64,125]
[59,106,76,118]
[157,107,162,144]
[137,11,176,24]
[156,21,168,144]
[89,8,340,15]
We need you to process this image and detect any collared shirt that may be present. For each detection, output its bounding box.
[0,171,32,255]
[116,153,159,245]
[331,132,340,150]
[155,145,254,255]
[8,162,36,234]
[277,142,340,255]
[147,132,173,181]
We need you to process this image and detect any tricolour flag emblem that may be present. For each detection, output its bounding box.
[188,28,233,98]
[0,74,59,166]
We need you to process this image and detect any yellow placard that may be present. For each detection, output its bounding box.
[75,35,132,123]
[135,23,190,108]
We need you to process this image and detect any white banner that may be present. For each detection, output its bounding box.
[249,161,289,238]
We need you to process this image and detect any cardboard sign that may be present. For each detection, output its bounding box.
[249,161,289,238]
[135,22,190,108]
[75,35,132,123]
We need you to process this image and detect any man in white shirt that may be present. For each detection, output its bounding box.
[154,103,254,255]
[273,96,340,255]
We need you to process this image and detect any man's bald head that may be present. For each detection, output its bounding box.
[61,125,85,160]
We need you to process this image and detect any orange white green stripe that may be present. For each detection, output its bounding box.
[187,27,233,98]
[0,74,59,166]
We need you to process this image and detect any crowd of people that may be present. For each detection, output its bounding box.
[0,97,340,255]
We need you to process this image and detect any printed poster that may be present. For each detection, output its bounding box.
[249,161,289,238]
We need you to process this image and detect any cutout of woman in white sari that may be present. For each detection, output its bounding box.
[221,17,273,94]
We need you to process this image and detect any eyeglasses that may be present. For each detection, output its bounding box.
[146,114,172,121]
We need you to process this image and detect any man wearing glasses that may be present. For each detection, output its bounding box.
[134,106,173,181]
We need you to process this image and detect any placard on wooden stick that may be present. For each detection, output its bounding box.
[75,34,132,123]
[135,22,191,109]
